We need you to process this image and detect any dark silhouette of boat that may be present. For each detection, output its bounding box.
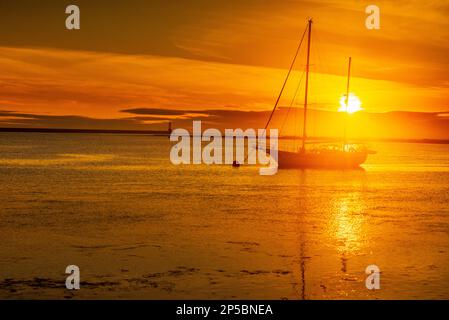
[278,146,370,169]
[265,19,374,169]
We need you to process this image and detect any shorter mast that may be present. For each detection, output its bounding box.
[343,57,352,150]
[301,18,312,152]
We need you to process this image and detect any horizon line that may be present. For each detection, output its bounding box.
[1,127,448,145]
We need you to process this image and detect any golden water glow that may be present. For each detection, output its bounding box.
[339,93,362,114]
[329,192,366,254]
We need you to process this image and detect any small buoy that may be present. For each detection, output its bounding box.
[232,161,240,168]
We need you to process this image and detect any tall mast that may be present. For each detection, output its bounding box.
[343,57,352,150]
[301,18,312,152]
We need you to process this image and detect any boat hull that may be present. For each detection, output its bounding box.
[276,150,368,169]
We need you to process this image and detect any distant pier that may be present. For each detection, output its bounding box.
[0,122,173,136]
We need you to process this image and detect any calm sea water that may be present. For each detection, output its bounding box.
[0,133,448,299]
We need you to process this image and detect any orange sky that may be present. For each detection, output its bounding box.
[0,0,448,136]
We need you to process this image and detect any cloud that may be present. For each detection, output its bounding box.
[0,110,165,130]
[121,108,210,118]
[1,0,448,88]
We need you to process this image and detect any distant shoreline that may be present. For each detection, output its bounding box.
[0,127,448,145]
[0,127,170,136]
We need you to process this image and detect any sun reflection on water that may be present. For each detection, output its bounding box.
[329,192,366,254]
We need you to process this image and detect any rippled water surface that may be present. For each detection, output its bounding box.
[0,133,448,299]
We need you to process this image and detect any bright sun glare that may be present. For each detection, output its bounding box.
[339,93,362,114]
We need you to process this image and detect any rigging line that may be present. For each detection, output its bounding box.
[239,21,309,164]
[280,68,306,136]
[262,22,309,132]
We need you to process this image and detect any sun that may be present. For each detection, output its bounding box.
[339,93,362,114]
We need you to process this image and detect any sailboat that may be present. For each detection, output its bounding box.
[267,18,373,169]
